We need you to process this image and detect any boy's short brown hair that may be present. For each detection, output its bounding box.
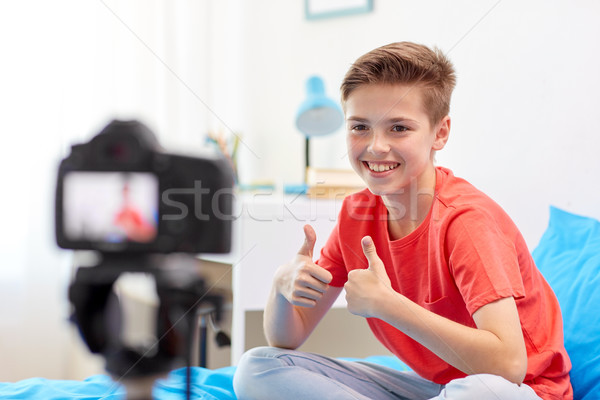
[340,42,456,126]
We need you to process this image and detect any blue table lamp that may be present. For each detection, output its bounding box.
[295,75,344,177]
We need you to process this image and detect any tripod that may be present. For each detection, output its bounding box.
[68,254,227,400]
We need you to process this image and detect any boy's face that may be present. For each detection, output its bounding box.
[345,84,448,196]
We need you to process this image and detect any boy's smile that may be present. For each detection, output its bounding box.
[344,83,449,199]
[364,161,400,173]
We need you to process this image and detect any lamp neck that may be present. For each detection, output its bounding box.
[304,136,310,184]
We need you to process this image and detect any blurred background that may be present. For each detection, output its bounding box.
[1,0,599,382]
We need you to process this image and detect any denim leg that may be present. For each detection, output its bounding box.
[233,346,442,400]
[430,374,542,400]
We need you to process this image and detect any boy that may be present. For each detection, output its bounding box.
[233,42,572,399]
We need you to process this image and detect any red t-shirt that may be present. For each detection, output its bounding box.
[317,167,572,400]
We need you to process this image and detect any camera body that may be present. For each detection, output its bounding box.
[55,119,234,254]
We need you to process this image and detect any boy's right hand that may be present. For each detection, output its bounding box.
[274,224,333,308]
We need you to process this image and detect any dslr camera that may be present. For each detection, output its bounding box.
[55,120,235,397]
[55,119,234,254]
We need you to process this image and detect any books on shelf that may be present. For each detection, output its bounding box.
[305,167,365,198]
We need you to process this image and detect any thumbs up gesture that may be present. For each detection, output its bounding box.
[274,225,333,308]
[345,236,392,318]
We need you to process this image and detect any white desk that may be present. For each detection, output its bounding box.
[202,193,345,364]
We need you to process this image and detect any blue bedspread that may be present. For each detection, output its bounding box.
[0,356,408,400]
[0,366,237,400]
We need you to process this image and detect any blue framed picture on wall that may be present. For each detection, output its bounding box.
[305,0,373,20]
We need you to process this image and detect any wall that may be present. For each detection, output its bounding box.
[0,0,215,381]
[224,0,600,248]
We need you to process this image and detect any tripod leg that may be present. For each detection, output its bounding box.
[199,314,208,368]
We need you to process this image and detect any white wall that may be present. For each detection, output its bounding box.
[0,0,599,381]
[225,0,600,248]
[0,0,215,381]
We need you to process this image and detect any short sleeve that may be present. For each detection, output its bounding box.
[446,208,526,315]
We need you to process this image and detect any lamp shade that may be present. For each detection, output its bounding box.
[295,76,344,137]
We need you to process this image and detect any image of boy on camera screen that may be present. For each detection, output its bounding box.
[63,172,158,244]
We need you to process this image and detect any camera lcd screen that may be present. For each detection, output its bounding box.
[63,172,159,244]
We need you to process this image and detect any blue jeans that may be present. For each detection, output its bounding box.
[233,347,542,400]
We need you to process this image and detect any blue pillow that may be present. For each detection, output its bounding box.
[532,206,600,400]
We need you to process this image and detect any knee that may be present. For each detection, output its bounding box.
[233,346,287,400]
[233,347,270,389]
[443,374,537,400]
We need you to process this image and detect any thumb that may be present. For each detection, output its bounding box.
[298,224,316,258]
[362,236,383,272]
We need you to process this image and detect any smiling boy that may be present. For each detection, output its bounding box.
[233,42,572,400]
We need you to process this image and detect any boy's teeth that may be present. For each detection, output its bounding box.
[367,162,399,172]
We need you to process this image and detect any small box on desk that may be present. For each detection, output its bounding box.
[305,167,365,199]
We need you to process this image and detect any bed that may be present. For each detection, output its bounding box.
[0,206,598,400]
[0,356,410,400]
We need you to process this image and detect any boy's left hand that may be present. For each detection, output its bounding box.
[345,236,393,318]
